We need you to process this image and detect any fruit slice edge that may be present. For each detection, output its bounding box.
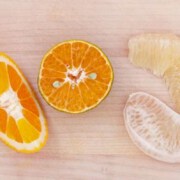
[0,52,48,153]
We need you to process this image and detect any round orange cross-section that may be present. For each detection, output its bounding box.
[38,40,114,113]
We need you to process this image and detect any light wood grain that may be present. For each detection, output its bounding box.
[0,0,180,179]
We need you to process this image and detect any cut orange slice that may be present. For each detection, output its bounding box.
[128,33,180,112]
[0,53,47,153]
[124,92,180,163]
[38,40,113,113]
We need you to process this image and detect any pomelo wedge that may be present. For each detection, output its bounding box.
[124,92,180,163]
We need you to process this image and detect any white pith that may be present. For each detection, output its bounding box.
[0,55,47,151]
[53,66,98,89]
[0,89,23,121]
[65,67,87,85]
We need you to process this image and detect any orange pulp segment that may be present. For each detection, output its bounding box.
[163,63,180,112]
[128,33,180,76]
[128,33,180,112]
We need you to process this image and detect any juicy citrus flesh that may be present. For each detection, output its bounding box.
[129,33,180,112]
[129,33,180,76]
[39,40,113,113]
[0,53,47,153]
[124,92,180,163]
[164,63,180,113]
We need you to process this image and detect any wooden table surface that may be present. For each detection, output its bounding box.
[0,0,180,179]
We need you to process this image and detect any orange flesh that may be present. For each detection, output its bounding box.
[22,109,41,132]
[7,116,23,143]
[39,41,113,113]
[8,65,21,91]
[20,97,39,116]
[0,60,42,145]
[0,108,7,133]
[17,83,31,99]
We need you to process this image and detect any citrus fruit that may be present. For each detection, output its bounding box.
[128,33,180,112]
[164,63,180,112]
[128,33,180,76]
[0,53,47,153]
[124,92,180,163]
[38,40,113,113]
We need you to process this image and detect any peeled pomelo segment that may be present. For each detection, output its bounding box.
[163,63,180,112]
[124,92,180,163]
[128,34,180,112]
[128,34,180,76]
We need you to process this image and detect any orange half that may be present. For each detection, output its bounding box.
[38,40,114,113]
[0,53,47,153]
